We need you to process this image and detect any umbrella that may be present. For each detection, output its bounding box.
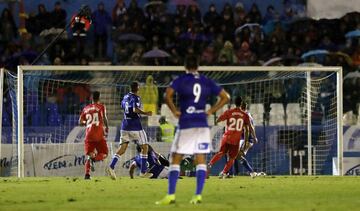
[235,23,261,35]
[330,51,352,65]
[118,33,145,41]
[345,30,360,38]
[301,49,329,59]
[171,0,198,6]
[344,71,360,80]
[262,57,282,66]
[297,62,322,67]
[144,1,164,9]
[142,49,170,58]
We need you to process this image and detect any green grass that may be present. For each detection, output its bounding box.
[0,176,359,210]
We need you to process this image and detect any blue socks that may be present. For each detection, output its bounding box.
[140,154,148,174]
[109,154,120,170]
[168,165,180,195]
[241,157,254,173]
[195,164,207,195]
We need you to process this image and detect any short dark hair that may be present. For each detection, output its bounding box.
[235,96,243,107]
[93,91,100,102]
[184,55,199,70]
[241,101,248,110]
[130,81,139,92]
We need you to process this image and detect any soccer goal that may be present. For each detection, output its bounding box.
[0,65,343,177]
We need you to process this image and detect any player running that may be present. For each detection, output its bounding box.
[106,81,153,180]
[208,97,257,179]
[237,101,263,178]
[156,55,230,205]
[79,91,109,180]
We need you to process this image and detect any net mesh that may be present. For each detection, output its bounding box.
[1,66,339,176]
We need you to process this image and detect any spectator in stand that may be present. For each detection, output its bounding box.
[247,3,262,24]
[351,46,360,66]
[50,1,67,29]
[92,2,112,59]
[218,41,236,65]
[112,0,127,28]
[203,4,220,28]
[34,4,50,34]
[234,2,247,27]
[0,8,17,44]
[263,5,278,24]
[186,5,201,23]
[318,36,337,51]
[127,0,144,24]
[201,44,217,65]
[236,41,253,65]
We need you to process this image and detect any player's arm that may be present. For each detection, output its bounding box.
[165,87,180,118]
[134,107,152,116]
[129,161,137,179]
[78,112,86,126]
[216,110,229,123]
[206,89,230,116]
[103,106,109,133]
[249,122,258,143]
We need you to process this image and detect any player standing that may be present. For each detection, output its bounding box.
[156,55,230,205]
[208,97,257,178]
[79,91,109,180]
[106,81,153,180]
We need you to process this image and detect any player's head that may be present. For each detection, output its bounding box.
[234,96,243,107]
[130,81,139,93]
[159,116,166,124]
[184,55,199,72]
[241,101,248,110]
[92,91,100,102]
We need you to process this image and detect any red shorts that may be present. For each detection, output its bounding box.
[219,138,240,159]
[84,139,108,155]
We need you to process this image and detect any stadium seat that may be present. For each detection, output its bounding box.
[248,103,264,126]
[269,103,285,126]
[286,103,302,125]
[46,103,62,126]
[30,106,42,126]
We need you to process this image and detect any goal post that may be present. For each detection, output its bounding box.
[2,65,343,177]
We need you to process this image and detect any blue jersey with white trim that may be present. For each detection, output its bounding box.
[134,152,164,178]
[241,111,255,142]
[170,72,222,129]
[121,92,143,131]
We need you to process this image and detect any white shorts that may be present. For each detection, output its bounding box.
[171,127,211,155]
[239,139,254,155]
[120,130,148,145]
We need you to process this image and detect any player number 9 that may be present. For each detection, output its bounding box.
[193,83,201,103]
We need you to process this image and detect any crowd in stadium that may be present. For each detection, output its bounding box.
[0,0,359,123]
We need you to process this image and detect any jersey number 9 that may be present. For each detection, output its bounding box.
[193,83,201,103]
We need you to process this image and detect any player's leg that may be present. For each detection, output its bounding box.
[84,140,96,179]
[138,130,153,178]
[107,130,129,179]
[155,152,183,205]
[191,153,207,204]
[238,141,256,177]
[208,138,227,167]
[220,144,239,178]
[94,139,108,161]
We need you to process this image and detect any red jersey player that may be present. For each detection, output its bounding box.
[208,96,257,178]
[79,91,109,180]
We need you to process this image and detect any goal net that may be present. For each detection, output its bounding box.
[0,66,343,177]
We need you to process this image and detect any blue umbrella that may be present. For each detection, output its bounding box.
[345,30,360,38]
[142,49,170,58]
[301,49,329,59]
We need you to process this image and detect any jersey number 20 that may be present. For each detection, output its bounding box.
[86,113,100,127]
[228,118,244,131]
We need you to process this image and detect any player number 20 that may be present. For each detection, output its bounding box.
[193,83,201,103]
[85,113,100,127]
[228,118,244,131]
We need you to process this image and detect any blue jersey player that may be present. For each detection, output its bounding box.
[156,55,230,205]
[106,81,153,179]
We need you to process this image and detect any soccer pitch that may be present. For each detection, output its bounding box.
[0,176,359,210]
